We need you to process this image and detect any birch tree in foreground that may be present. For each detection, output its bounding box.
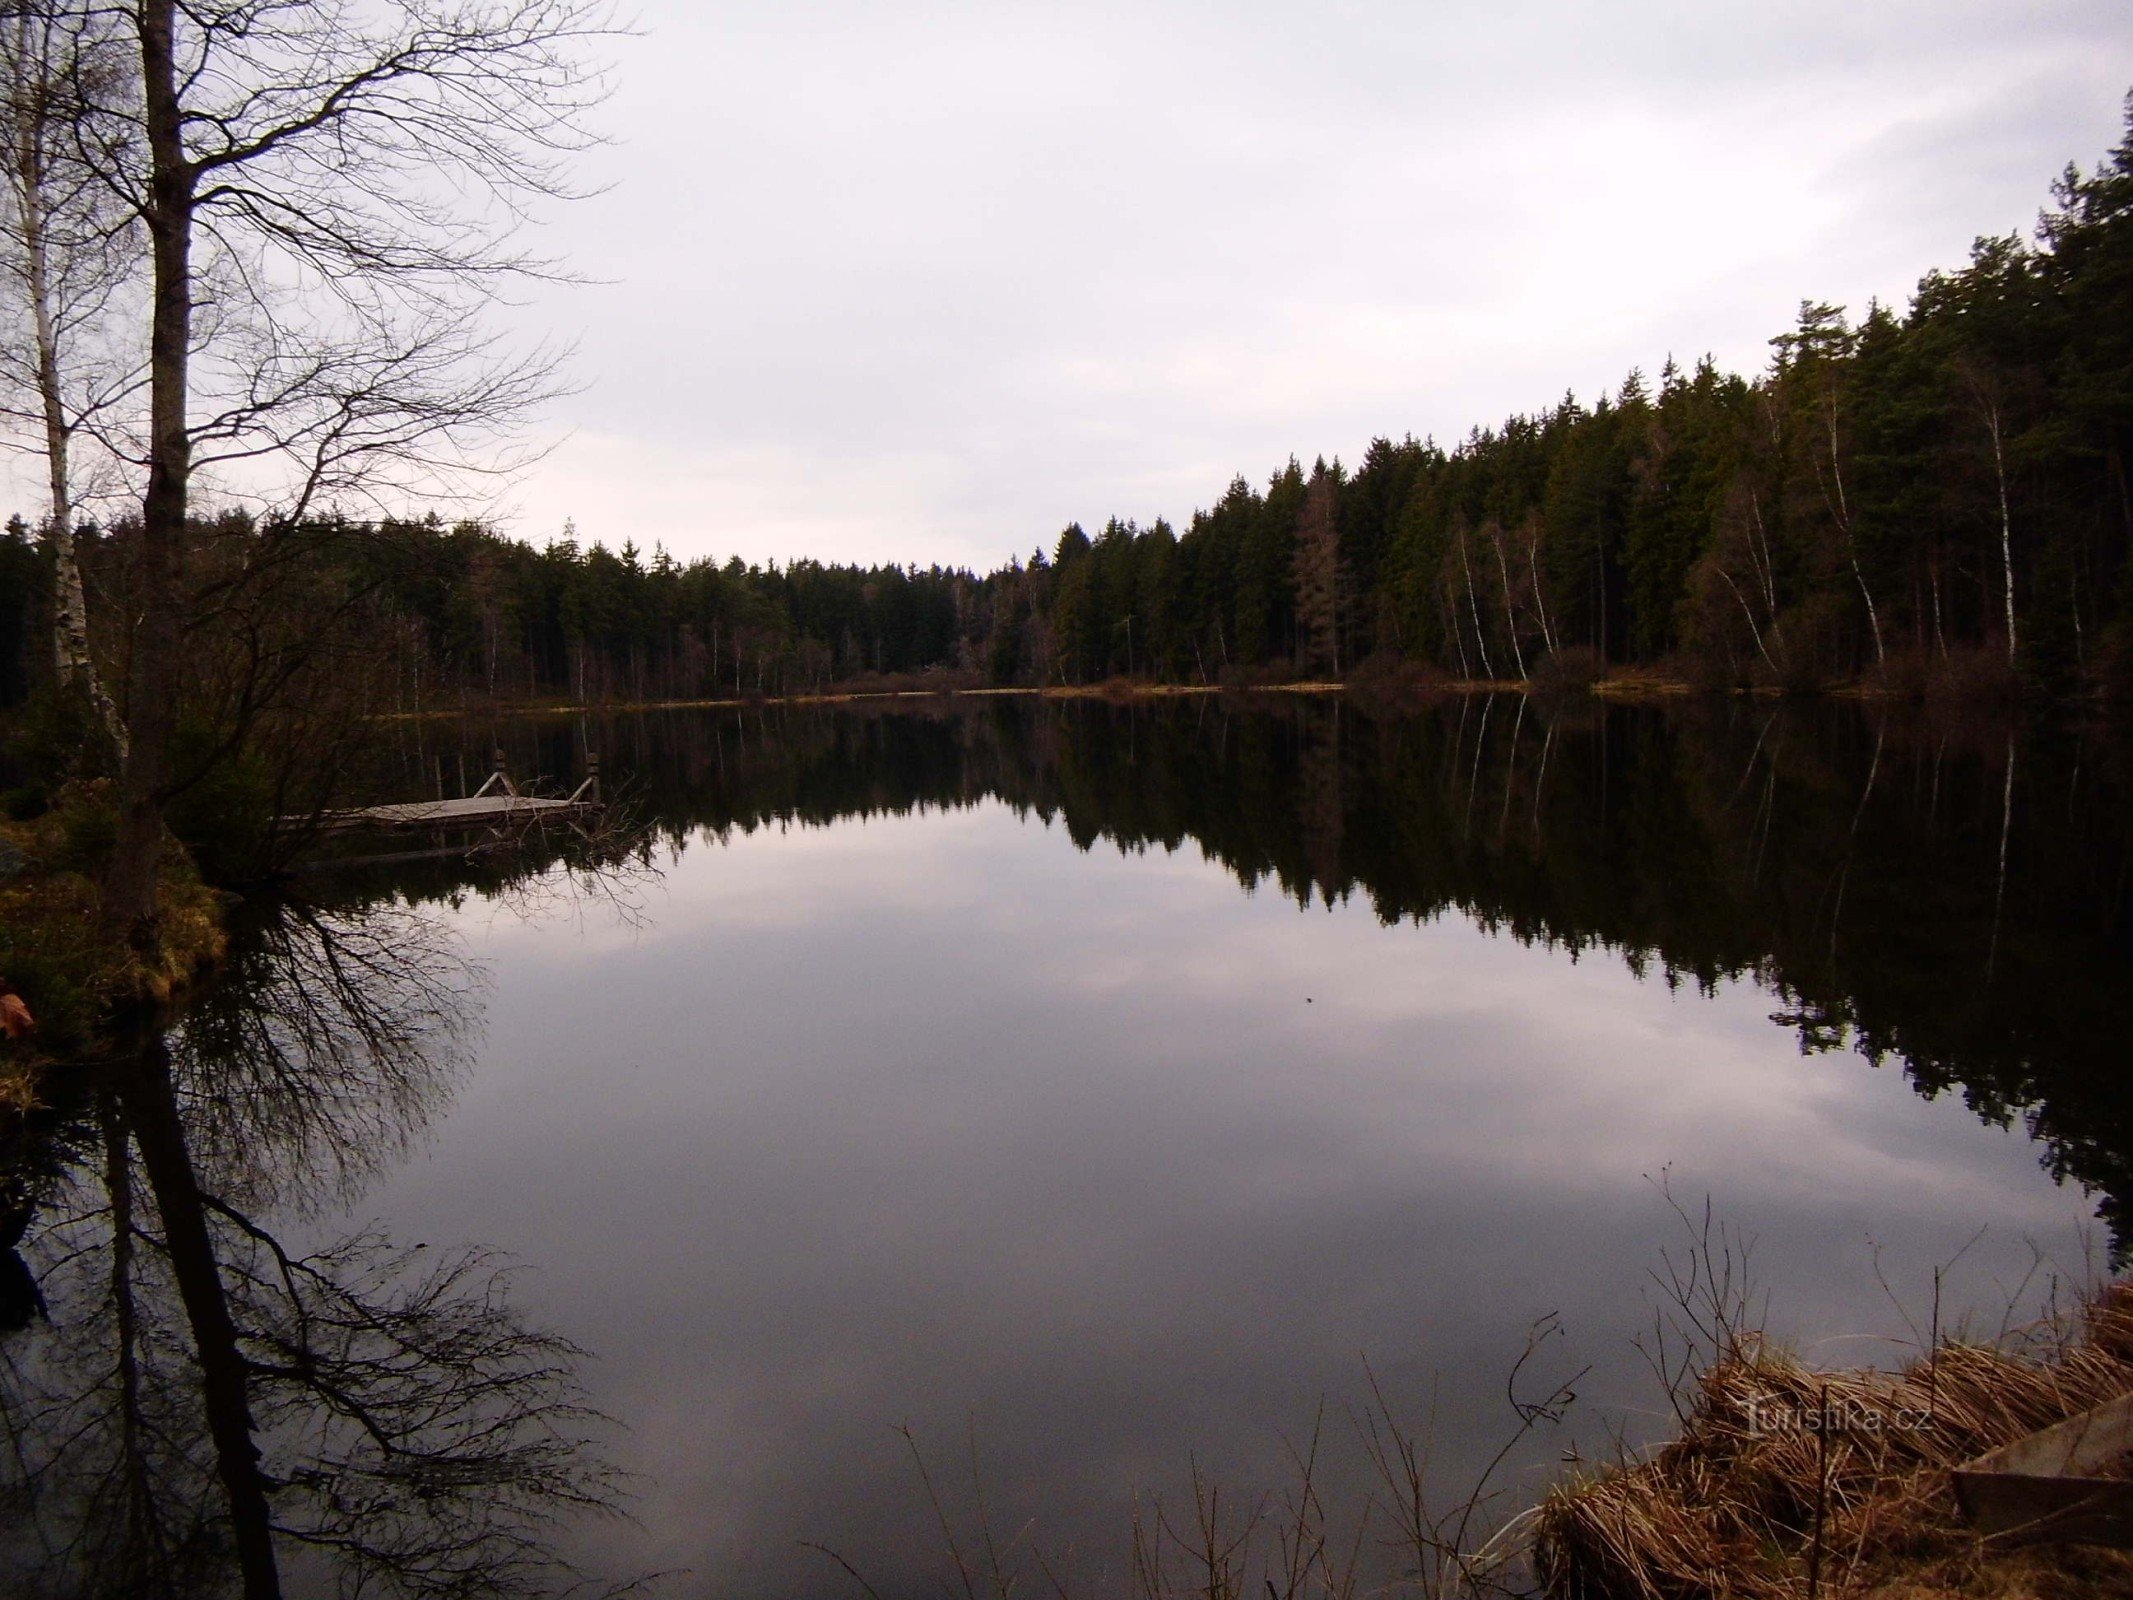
[0,4,139,757]
[88,0,615,950]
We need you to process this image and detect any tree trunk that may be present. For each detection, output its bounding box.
[1985,401,2017,664]
[7,11,126,758]
[1824,399,1884,665]
[103,0,194,945]
[1490,528,1527,680]
[1987,733,2015,981]
[117,1041,284,1599]
[1458,528,1493,679]
[1929,552,1947,658]
[101,1089,169,1574]
[1527,520,1556,656]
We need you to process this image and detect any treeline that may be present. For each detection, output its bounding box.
[253,103,2133,699]
[5,99,2132,720]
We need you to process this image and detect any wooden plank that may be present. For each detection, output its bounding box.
[280,754,602,839]
[294,795,601,836]
[1963,1393,2133,1479]
[1952,1391,2133,1546]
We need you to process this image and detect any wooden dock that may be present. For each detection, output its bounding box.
[1953,1390,2133,1545]
[295,752,604,837]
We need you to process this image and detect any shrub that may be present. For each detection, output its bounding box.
[1923,644,2024,706]
[1343,652,1451,705]
[53,789,118,875]
[1,683,115,788]
[164,728,279,884]
[1530,645,1604,694]
[1860,647,1931,700]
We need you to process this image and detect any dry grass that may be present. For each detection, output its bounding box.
[0,1044,37,1114]
[1534,1287,2133,1600]
[1593,669,1704,699]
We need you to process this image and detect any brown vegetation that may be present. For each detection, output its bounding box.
[0,788,225,1106]
[1535,1286,2133,1600]
[1343,652,1457,705]
[1857,647,2029,707]
[1530,646,1609,696]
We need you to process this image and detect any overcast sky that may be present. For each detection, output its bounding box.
[480,3,2126,569]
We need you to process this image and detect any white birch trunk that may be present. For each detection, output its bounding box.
[5,13,125,756]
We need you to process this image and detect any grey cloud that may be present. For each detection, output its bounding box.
[487,3,2130,566]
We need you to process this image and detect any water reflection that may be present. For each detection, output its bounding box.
[314,693,2123,1595]
[0,898,630,1599]
[379,695,2132,1250]
[5,694,2126,1598]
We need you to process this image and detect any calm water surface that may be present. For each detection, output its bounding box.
[4,697,2128,1597]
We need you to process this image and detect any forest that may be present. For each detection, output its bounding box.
[8,95,2130,714]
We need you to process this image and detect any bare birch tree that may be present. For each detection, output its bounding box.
[78,0,615,949]
[1777,302,1885,669]
[1484,518,1528,679]
[1955,356,2020,666]
[0,2,139,757]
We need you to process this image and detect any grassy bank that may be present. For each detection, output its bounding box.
[0,784,227,1108]
[1536,1286,2133,1600]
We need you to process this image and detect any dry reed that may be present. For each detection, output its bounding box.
[1533,1287,2133,1600]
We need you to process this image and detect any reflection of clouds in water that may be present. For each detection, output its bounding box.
[448,846,673,957]
[364,801,2091,1595]
[455,800,2070,1219]
[507,805,1007,945]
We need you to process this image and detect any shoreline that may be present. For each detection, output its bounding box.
[369,672,2091,723]
[0,802,228,1109]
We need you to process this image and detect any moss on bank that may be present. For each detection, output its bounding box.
[0,786,227,1109]
[1535,1286,2133,1600]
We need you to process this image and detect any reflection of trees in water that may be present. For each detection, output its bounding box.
[13,699,2100,1588]
[402,696,2133,1249]
[175,899,477,1215]
[0,898,631,1599]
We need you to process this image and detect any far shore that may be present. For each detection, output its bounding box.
[370,670,2085,722]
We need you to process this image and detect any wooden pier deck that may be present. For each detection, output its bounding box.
[291,752,603,837]
[307,794,602,835]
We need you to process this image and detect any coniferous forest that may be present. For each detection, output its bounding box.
[5,99,2133,718]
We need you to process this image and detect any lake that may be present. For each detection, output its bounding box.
[4,694,2128,1598]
